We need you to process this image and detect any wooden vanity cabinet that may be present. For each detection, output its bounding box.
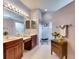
[24,35,37,50]
[51,40,67,59]
[3,39,23,59]
[31,35,37,48]
[24,38,32,50]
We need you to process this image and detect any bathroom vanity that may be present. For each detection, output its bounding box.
[23,35,37,50]
[3,37,23,59]
[51,39,67,59]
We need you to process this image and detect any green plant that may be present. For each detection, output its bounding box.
[52,32,60,39]
[3,31,8,36]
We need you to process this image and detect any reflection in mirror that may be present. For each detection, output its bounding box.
[26,20,30,29]
[15,22,24,33]
[3,7,25,36]
[31,20,36,29]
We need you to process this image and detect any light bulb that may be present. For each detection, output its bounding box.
[45,9,47,11]
[7,3,11,7]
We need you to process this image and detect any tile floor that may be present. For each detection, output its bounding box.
[22,41,59,59]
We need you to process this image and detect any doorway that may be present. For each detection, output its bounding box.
[38,21,53,46]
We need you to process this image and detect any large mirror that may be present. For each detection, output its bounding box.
[3,7,25,36]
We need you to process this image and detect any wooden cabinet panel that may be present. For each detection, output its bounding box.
[6,47,15,59]
[24,40,32,50]
[31,35,37,48]
[51,40,67,59]
[3,39,23,59]
[24,35,37,50]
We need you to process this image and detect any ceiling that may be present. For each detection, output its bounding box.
[4,0,74,12]
[20,0,73,12]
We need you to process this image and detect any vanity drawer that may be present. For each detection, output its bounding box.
[52,43,62,50]
[53,46,62,57]
[51,40,67,59]
[4,39,23,49]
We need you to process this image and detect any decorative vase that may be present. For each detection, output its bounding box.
[54,36,56,39]
[58,37,64,43]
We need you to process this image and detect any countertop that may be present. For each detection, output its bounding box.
[3,34,37,43]
[23,36,31,40]
[3,36,31,43]
[3,36,23,43]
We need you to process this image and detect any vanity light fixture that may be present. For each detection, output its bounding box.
[7,3,11,7]
[45,9,47,11]
[3,1,29,17]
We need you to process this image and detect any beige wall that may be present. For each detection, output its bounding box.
[3,18,15,35]
[53,2,75,59]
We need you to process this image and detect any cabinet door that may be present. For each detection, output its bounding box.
[32,35,37,48]
[18,43,23,58]
[14,43,23,59]
[32,36,35,48]
[14,45,19,59]
[6,47,15,59]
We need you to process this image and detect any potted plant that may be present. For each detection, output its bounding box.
[3,31,8,38]
[52,32,60,39]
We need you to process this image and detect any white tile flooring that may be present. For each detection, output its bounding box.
[22,41,59,59]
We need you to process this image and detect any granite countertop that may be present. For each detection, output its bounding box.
[3,36,23,43]
[3,36,32,43]
[3,34,37,43]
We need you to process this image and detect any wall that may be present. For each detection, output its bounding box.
[53,2,75,59]
[3,18,15,35]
